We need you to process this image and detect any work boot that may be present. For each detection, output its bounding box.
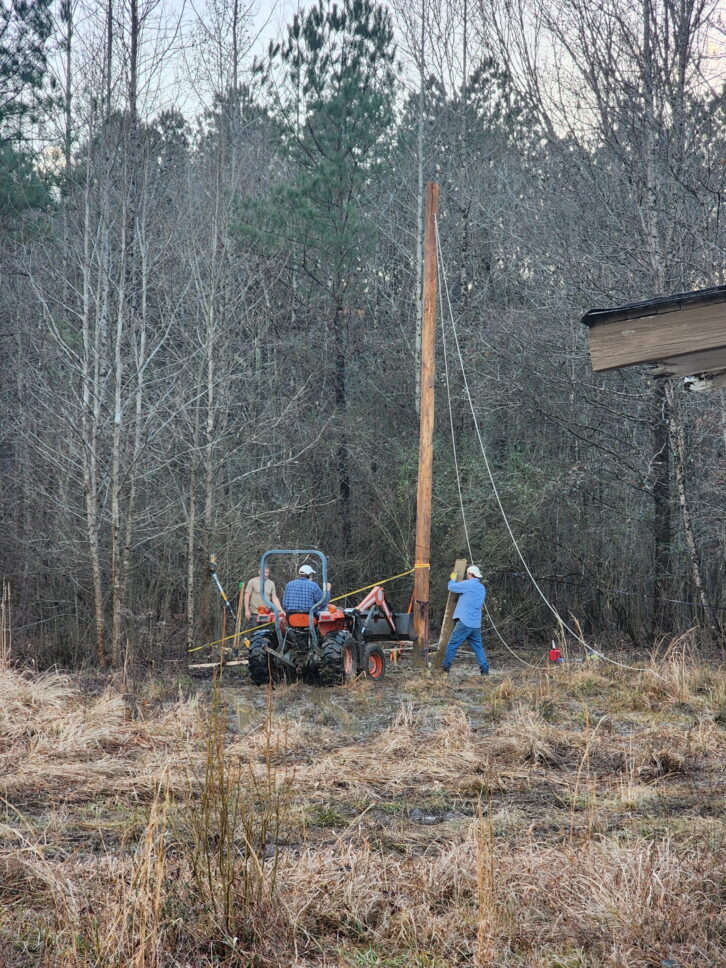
[480,667,489,676]
[441,665,450,674]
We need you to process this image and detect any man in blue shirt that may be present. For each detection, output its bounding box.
[282,564,330,614]
[441,565,489,675]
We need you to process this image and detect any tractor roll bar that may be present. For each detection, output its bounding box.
[259,549,329,648]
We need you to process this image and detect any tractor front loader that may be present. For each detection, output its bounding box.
[248,549,412,686]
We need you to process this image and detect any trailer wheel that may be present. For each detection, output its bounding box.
[319,630,357,685]
[364,643,386,681]
[248,631,279,686]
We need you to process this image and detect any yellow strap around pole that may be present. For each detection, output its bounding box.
[187,563,429,654]
[328,564,427,604]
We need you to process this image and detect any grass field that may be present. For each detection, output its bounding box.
[1,640,724,967]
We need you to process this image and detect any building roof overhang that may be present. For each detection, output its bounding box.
[582,285,726,389]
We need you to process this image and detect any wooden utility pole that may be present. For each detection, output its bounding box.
[412,182,439,665]
[434,558,467,668]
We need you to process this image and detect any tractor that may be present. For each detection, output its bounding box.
[248,549,413,686]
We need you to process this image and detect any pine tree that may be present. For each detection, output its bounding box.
[0,0,55,220]
[252,0,398,579]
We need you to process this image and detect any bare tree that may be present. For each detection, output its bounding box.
[480,0,725,638]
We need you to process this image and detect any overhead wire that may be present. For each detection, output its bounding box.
[433,216,663,680]
[437,237,542,671]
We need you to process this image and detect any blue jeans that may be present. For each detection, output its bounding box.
[442,621,489,672]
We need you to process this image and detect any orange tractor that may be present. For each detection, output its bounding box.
[249,549,413,686]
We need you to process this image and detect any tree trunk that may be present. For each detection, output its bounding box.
[651,381,671,637]
[642,1,672,639]
[62,1,73,172]
[110,244,126,667]
[121,209,148,659]
[105,0,113,117]
[80,151,106,666]
[665,381,721,637]
[186,396,202,655]
[333,300,352,586]
[129,0,138,127]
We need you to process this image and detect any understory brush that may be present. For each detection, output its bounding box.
[0,648,723,967]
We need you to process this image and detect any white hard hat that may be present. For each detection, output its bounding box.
[299,564,316,576]
[467,565,482,578]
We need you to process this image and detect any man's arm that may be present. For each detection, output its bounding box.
[311,581,329,608]
[447,579,470,594]
[244,581,253,618]
[271,583,282,611]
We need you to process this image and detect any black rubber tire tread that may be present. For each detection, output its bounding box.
[248,631,277,686]
[364,643,386,681]
[318,630,357,686]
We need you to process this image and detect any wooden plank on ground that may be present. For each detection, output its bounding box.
[189,659,248,669]
[433,558,467,669]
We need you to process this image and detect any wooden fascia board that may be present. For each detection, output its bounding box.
[588,300,726,372]
[649,345,726,377]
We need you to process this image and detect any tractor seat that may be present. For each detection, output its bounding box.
[286,611,317,629]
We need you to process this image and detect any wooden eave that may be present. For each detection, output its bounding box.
[582,285,726,379]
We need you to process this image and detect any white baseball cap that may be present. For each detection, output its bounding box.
[467,565,482,578]
[299,564,316,576]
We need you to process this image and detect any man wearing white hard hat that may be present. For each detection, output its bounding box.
[282,563,330,615]
[440,565,489,676]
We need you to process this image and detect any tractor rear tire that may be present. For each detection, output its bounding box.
[248,631,278,686]
[318,630,357,686]
[364,643,386,681]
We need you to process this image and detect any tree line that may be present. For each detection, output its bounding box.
[1,0,725,668]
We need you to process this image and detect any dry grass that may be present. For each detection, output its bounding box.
[0,647,724,967]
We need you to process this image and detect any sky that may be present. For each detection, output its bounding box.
[244,0,298,54]
[165,0,303,118]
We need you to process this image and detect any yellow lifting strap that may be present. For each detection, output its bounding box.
[187,562,429,654]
